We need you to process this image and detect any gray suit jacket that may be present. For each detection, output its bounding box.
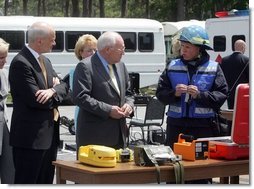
[72,53,134,149]
[0,69,9,155]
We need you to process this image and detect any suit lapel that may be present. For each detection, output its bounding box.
[93,57,109,82]
[21,47,49,89]
[93,55,120,96]
[91,54,121,95]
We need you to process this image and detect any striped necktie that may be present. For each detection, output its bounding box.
[108,64,120,94]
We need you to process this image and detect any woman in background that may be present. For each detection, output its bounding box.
[67,34,97,136]
[70,34,98,89]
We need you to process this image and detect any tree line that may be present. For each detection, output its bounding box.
[0,0,249,21]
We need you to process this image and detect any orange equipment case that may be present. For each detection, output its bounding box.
[174,134,209,161]
[199,83,249,160]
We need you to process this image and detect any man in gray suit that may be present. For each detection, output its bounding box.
[72,31,134,151]
[0,38,14,184]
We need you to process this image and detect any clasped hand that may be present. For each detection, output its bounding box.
[175,84,199,99]
[110,103,133,119]
[35,77,60,104]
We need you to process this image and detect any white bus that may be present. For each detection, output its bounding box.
[0,16,165,88]
[162,20,205,62]
[205,11,249,63]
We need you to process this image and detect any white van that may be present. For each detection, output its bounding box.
[205,11,249,62]
[0,16,165,88]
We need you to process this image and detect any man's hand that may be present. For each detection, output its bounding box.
[175,84,188,97]
[109,105,125,119]
[187,85,199,99]
[121,103,133,117]
[35,89,55,104]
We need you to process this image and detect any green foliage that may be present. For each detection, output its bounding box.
[140,85,157,96]
[149,0,173,21]
[44,0,65,17]
[103,0,121,17]
[0,0,249,21]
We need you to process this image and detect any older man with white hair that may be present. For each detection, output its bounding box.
[72,31,134,153]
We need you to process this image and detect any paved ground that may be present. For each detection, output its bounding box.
[7,105,250,184]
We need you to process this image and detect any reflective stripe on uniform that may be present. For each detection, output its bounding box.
[169,105,182,113]
[195,107,214,114]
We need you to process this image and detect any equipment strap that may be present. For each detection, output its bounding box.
[154,163,161,184]
[143,146,161,184]
[172,161,185,184]
[143,146,185,184]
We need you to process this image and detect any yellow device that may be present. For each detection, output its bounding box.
[78,145,117,167]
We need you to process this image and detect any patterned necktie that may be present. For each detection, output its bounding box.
[38,56,48,87]
[108,64,120,94]
[38,56,59,121]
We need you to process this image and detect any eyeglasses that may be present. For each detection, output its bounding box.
[114,47,125,53]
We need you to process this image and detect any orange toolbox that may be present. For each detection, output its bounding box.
[198,84,249,160]
[174,134,209,161]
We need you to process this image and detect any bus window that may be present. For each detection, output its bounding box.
[52,31,64,52]
[213,35,226,52]
[232,35,245,51]
[118,32,136,52]
[138,32,154,52]
[0,31,24,52]
[65,31,101,52]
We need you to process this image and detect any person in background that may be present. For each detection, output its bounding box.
[61,34,97,105]
[0,38,15,184]
[71,34,97,133]
[8,22,68,184]
[166,32,181,67]
[74,34,98,62]
[72,31,134,153]
[156,25,228,184]
[220,39,249,109]
[69,34,97,92]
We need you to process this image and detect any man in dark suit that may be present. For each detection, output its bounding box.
[220,39,249,109]
[72,31,134,152]
[9,22,68,184]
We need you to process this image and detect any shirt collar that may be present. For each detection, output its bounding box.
[96,51,110,73]
[26,44,40,64]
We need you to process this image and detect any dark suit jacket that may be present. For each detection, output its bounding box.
[9,46,68,149]
[72,53,134,149]
[220,52,249,109]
